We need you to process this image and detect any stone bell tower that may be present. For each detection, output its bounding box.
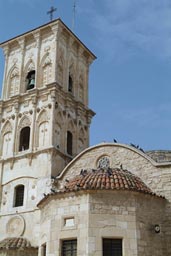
[0,19,95,244]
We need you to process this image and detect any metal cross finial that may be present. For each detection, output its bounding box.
[47,6,57,21]
[72,0,76,31]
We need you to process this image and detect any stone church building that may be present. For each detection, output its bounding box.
[0,19,170,256]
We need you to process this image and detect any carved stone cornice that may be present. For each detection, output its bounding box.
[0,146,71,166]
[17,38,25,51]
[0,101,3,114]
[2,45,10,60]
[32,29,41,43]
[50,23,61,39]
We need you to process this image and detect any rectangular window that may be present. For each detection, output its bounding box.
[64,217,75,227]
[62,239,77,256]
[14,185,24,207]
[103,238,122,256]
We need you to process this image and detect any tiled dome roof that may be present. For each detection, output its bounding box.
[0,237,34,250]
[63,168,154,195]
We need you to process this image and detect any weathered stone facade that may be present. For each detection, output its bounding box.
[0,19,95,255]
[0,19,171,256]
[38,143,169,256]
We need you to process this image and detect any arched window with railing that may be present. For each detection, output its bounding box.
[19,127,30,151]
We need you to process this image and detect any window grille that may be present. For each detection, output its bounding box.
[62,239,77,256]
[103,238,122,256]
[14,185,24,207]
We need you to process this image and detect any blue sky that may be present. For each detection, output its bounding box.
[0,0,171,151]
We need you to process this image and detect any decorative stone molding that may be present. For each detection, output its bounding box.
[1,120,12,135]
[37,109,49,124]
[6,215,25,237]
[48,103,52,109]
[97,155,110,169]
[10,158,15,170]
[18,115,31,129]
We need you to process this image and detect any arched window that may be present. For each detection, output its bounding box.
[26,70,35,90]
[14,185,24,207]
[67,131,73,155]
[19,127,30,151]
[68,74,73,93]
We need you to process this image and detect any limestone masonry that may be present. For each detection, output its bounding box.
[0,19,170,256]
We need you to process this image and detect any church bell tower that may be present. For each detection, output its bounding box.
[0,19,95,245]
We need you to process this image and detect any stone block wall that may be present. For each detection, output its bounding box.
[88,191,138,256]
[136,194,166,256]
[0,211,40,247]
[40,193,89,256]
[0,249,38,256]
[39,189,166,256]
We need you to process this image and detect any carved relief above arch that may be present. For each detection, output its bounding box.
[41,53,52,86]
[7,66,20,97]
[57,48,65,87]
[18,115,31,130]
[78,127,86,153]
[25,59,35,73]
[79,127,85,139]
[78,73,84,102]
[68,119,75,133]
[1,120,12,135]
[78,138,84,153]
[69,61,75,77]
[37,109,49,125]
[55,110,64,125]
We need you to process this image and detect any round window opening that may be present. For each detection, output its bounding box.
[98,156,110,169]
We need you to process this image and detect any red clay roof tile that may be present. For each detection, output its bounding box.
[62,168,153,195]
[0,237,35,250]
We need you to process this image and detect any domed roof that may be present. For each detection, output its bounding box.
[0,237,34,250]
[62,168,154,195]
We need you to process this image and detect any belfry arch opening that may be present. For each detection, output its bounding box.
[19,127,30,151]
[67,131,73,155]
[68,74,73,93]
[26,70,35,90]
